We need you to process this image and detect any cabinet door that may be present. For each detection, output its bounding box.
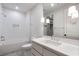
[31,48,42,56]
[43,48,58,56]
[32,43,43,54]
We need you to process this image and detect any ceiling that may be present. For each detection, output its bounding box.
[43,3,67,16]
[1,3,79,15]
[2,3,37,13]
[43,3,65,11]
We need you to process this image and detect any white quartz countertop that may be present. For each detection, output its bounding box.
[32,37,79,56]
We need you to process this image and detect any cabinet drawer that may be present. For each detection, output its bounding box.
[32,43,42,54]
[43,48,57,56]
[31,48,42,56]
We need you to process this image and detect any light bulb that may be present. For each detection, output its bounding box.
[46,19,50,23]
[16,6,19,10]
[68,6,78,19]
[51,4,54,7]
[41,17,45,23]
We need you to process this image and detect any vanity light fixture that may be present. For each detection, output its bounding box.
[68,6,78,19]
[46,18,50,23]
[71,10,78,19]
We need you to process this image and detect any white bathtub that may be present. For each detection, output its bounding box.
[0,39,31,56]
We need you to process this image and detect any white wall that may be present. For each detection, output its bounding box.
[30,4,44,38]
[53,9,65,37]
[53,4,79,39]
[64,4,79,39]
[0,4,2,36]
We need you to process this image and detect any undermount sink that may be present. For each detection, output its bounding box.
[40,40,62,46]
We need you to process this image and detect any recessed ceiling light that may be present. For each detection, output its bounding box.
[15,6,19,10]
[51,3,54,7]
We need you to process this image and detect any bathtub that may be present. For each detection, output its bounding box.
[0,39,32,56]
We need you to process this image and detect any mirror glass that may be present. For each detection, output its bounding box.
[43,3,79,39]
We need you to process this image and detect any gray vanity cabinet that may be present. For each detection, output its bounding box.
[31,42,58,56]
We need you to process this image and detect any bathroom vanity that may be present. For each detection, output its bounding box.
[31,37,79,56]
[32,41,59,56]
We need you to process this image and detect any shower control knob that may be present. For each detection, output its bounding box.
[0,35,5,41]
